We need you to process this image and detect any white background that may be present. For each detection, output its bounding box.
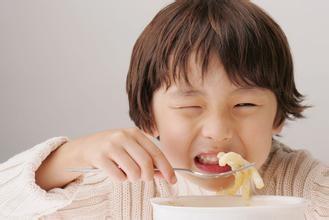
[0,0,328,163]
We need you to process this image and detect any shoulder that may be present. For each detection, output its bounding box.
[260,139,319,176]
[270,139,314,160]
[259,139,329,219]
[259,139,320,196]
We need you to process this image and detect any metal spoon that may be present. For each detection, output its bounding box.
[66,162,255,179]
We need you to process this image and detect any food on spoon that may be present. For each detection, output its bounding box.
[217,152,264,199]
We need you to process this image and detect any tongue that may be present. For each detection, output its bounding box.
[195,158,231,173]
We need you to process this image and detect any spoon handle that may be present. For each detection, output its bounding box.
[65,167,190,173]
[65,164,255,178]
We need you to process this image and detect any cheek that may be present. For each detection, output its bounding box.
[156,112,195,166]
[237,111,275,168]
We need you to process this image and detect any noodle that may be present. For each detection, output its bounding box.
[217,152,264,199]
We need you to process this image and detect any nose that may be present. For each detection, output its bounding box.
[201,112,233,142]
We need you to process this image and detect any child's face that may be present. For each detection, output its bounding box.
[151,55,282,191]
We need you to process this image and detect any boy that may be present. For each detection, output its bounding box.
[0,0,328,219]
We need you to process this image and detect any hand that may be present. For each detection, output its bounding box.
[68,127,177,184]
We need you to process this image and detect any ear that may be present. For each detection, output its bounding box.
[272,122,284,135]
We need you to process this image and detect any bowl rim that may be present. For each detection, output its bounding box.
[150,195,308,210]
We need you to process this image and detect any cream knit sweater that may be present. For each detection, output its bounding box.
[0,137,328,220]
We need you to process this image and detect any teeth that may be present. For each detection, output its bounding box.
[197,155,218,165]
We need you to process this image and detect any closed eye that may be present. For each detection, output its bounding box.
[177,106,201,109]
[234,103,257,107]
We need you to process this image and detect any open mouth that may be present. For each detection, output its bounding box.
[194,153,231,174]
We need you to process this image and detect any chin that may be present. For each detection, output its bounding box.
[184,174,235,192]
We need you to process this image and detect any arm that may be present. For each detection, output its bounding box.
[0,128,176,218]
[304,161,329,220]
[0,137,83,218]
[35,139,87,191]
[36,128,176,191]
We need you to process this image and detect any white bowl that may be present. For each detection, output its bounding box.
[150,195,307,220]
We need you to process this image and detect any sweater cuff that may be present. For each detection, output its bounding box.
[0,137,84,217]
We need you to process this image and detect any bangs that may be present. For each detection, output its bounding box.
[150,0,292,91]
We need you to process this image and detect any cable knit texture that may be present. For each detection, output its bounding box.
[0,137,328,219]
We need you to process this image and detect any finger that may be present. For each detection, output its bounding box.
[122,138,155,182]
[109,146,141,182]
[154,171,165,179]
[96,157,127,182]
[132,130,176,184]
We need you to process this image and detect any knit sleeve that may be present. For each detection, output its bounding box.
[304,161,329,220]
[0,137,84,218]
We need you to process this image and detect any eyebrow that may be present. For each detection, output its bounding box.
[168,88,205,97]
[234,87,266,94]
